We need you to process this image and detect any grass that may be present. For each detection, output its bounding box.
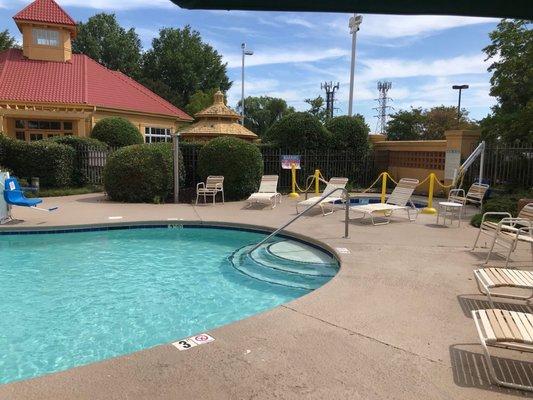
[25,185,103,198]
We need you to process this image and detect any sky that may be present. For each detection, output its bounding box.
[0,0,500,132]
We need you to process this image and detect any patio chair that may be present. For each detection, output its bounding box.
[196,176,224,205]
[347,178,419,225]
[455,182,490,208]
[473,203,533,266]
[474,267,533,307]
[472,308,533,392]
[295,177,348,216]
[246,175,281,209]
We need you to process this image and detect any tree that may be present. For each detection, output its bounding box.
[142,26,231,109]
[185,88,222,116]
[325,115,370,150]
[482,19,533,143]
[237,96,295,137]
[0,30,17,52]
[73,13,142,78]
[264,112,331,148]
[304,96,329,122]
[386,108,425,141]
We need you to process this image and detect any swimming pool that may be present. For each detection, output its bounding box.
[0,226,338,384]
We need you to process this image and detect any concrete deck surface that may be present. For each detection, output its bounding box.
[0,193,532,399]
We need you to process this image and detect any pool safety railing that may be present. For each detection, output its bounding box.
[248,187,350,254]
[289,166,323,199]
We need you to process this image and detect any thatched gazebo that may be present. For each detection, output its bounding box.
[180,91,258,142]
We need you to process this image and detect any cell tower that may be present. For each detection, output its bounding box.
[321,81,340,119]
[374,81,393,135]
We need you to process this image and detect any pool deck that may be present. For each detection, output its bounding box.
[1,193,532,399]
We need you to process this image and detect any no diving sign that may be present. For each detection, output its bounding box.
[172,333,215,351]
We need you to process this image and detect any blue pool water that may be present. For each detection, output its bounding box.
[0,227,337,385]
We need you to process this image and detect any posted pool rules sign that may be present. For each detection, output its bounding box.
[172,333,215,351]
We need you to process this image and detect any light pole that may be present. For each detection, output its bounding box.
[348,14,362,116]
[173,131,180,204]
[241,43,254,125]
[452,84,469,119]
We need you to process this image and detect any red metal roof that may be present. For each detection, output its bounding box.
[0,49,192,120]
[13,0,77,27]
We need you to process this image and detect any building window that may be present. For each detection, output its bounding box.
[13,119,74,142]
[144,127,172,143]
[33,29,60,47]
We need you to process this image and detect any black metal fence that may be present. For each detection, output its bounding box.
[79,142,533,191]
[465,142,533,188]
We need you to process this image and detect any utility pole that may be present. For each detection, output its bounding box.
[321,81,340,119]
[348,14,362,116]
[374,81,393,135]
[241,43,254,125]
[452,84,469,119]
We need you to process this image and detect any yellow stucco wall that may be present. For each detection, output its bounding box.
[21,24,73,62]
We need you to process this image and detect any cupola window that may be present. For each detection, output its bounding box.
[33,28,59,46]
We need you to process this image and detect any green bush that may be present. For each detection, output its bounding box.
[103,143,184,203]
[90,117,143,147]
[470,192,529,227]
[264,112,332,149]
[197,137,263,200]
[0,135,74,187]
[325,115,370,150]
[47,136,108,186]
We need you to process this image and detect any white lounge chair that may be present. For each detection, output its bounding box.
[472,308,533,392]
[473,203,533,266]
[246,175,281,209]
[295,177,348,216]
[196,176,224,205]
[347,178,419,225]
[474,267,533,307]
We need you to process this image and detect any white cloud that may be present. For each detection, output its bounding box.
[275,15,315,29]
[328,14,498,39]
[56,0,174,10]
[224,47,350,68]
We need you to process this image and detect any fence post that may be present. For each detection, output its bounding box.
[380,172,387,203]
[422,173,437,214]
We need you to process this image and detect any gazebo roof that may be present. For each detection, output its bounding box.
[194,91,241,121]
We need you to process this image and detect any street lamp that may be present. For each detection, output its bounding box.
[241,43,254,125]
[348,13,362,116]
[452,84,469,118]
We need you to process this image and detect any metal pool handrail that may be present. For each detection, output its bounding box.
[248,187,350,254]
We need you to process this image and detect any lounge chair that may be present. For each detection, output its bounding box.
[347,178,419,225]
[196,176,224,205]
[474,267,533,307]
[246,175,281,209]
[473,203,533,266]
[455,182,490,208]
[472,308,533,391]
[295,177,348,216]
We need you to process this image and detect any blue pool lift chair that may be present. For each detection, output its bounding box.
[3,178,58,212]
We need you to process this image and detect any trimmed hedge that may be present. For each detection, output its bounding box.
[325,115,370,151]
[103,143,184,203]
[91,117,143,147]
[0,135,74,187]
[47,136,108,186]
[263,112,332,149]
[197,137,263,200]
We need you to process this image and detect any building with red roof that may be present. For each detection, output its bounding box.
[0,0,192,143]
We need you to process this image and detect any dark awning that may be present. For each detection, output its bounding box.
[170,0,532,19]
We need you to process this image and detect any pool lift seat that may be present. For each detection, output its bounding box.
[2,178,58,218]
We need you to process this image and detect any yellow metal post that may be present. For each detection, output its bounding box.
[288,163,300,199]
[380,172,387,203]
[314,169,320,195]
[422,173,437,214]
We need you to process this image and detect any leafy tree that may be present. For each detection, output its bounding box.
[264,112,331,148]
[185,88,222,116]
[236,96,295,137]
[325,115,370,150]
[0,30,17,51]
[304,96,329,122]
[73,13,142,78]
[142,26,231,109]
[482,19,533,143]
[386,108,425,141]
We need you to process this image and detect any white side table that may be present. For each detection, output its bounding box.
[437,201,464,227]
